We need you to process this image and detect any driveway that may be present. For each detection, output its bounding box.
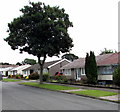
[2,82,119,110]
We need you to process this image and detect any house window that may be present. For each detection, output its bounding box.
[43,68,48,74]
[64,69,71,75]
[81,68,85,75]
[23,71,26,74]
[98,66,114,75]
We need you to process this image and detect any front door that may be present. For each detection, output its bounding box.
[76,68,81,80]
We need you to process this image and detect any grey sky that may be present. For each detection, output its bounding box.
[0,0,118,64]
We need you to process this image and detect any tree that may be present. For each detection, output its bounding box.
[16,62,22,66]
[0,62,11,65]
[61,53,79,61]
[4,2,73,84]
[22,58,37,65]
[85,51,98,84]
[100,48,117,55]
[113,65,120,86]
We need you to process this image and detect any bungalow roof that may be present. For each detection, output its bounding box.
[23,60,61,71]
[11,65,31,71]
[0,65,18,68]
[61,52,119,69]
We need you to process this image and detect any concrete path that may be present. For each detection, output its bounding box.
[100,95,120,101]
[61,89,85,92]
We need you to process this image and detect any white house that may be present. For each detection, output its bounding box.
[0,67,15,76]
[10,65,31,77]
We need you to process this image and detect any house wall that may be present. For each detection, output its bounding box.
[98,75,113,80]
[49,60,69,75]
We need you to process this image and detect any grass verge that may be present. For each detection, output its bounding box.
[20,82,79,90]
[70,90,119,97]
[2,78,22,82]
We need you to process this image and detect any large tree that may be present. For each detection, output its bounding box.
[22,58,37,65]
[61,53,79,61]
[100,48,117,55]
[85,51,98,84]
[4,2,73,84]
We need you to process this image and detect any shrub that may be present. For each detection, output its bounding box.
[12,75,16,78]
[67,78,76,84]
[43,73,49,82]
[8,75,12,78]
[15,74,21,79]
[55,75,68,83]
[29,72,39,80]
[24,76,29,80]
[113,65,120,86]
[49,76,55,82]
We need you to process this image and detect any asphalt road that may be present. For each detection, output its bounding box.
[2,82,119,110]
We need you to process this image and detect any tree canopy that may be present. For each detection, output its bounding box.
[22,58,37,65]
[4,2,73,83]
[61,53,79,61]
[85,51,98,84]
[99,48,117,55]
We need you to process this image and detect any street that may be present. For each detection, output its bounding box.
[2,82,118,110]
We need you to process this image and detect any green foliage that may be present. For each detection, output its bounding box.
[0,62,11,65]
[61,53,79,61]
[100,48,117,55]
[85,51,98,84]
[49,75,68,83]
[43,73,49,82]
[5,2,73,84]
[29,72,39,80]
[55,75,68,83]
[15,74,23,79]
[113,65,120,86]
[8,75,12,78]
[22,58,37,65]
[16,62,22,66]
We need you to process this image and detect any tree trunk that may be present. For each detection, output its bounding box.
[39,64,43,84]
[37,55,46,84]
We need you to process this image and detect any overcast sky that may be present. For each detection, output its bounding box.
[0,0,119,64]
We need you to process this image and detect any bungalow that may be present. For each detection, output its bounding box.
[22,59,70,76]
[0,65,18,76]
[10,65,31,77]
[61,52,119,83]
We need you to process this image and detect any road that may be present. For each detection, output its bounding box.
[2,82,118,110]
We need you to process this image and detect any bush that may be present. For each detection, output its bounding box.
[29,72,39,80]
[67,78,76,84]
[15,74,22,79]
[12,75,16,78]
[8,75,12,78]
[55,75,68,83]
[43,73,49,82]
[113,65,120,86]
[24,76,29,80]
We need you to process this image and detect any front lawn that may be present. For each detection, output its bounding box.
[70,90,118,97]
[2,78,22,82]
[20,82,79,90]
